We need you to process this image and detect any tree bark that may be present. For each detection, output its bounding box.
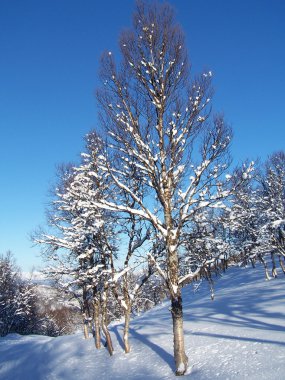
[258,254,271,280]
[82,286,90,339]
[279,255,285,274]
[102,321,114,356]
[164,182,188,375]
[83,314,90,339]
[93,298,101,349]
[171,296,188,376]
[123,307,131,353]
[101,285,114,356]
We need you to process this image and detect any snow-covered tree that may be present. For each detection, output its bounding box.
[179,207,231,297]
[224,174,265,267]
[82,132,155,354]
[0,251,37,336]
[35,149,117,354]
[225,152,285,279]
[86,1,253,374]
[257,152,285,275]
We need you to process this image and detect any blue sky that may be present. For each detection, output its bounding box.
[0,0,284,272]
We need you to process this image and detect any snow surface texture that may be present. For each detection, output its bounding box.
[1,265,285,379]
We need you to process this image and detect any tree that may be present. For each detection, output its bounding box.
[86,1,253,374]
[78,132,155,354]
[0,251,37,336]
[225,152,285,279]
[34,152,117,354]
[255,152,285,276]
[224,172,266,270]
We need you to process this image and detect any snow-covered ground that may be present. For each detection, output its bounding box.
[1,265,285,379]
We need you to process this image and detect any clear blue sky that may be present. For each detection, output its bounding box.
[0,0,284,272]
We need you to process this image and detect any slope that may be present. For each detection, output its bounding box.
[1,264,285,380]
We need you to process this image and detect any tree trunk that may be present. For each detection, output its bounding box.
[171,296,188,376]
[164,192,188,375]
[93,298,101,349]
[123,307,131,353]
[258,255,271,280]
[82,286,91,339]
[101,284,114,356]
[279,255,285,274]
[83,314,90,339]
[102,321,114,356]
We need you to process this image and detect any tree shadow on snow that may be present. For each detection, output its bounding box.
[183,265,285,337]
[191,331,285,347]
[112,325,125,351]
[129,327,175,372]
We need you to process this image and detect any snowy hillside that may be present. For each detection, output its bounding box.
[1,265,285,380]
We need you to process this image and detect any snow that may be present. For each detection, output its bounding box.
[120,300,128,311]
[271,219,285,227]
[112,267,130,283]
[171,283,178,295]
[1,265,285,379]
[177,362,187,374]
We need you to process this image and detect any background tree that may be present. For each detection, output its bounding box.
[0,251,71,337]
[80,132,155,354]
[0,251,37,336]
[259,151,285,269]
[34,150,117,354]
[224,152,285,278]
